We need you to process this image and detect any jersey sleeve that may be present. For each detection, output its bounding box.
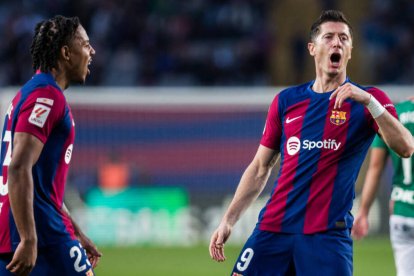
[365,87,398,133]
[15,87,66,144]
[260,94,282,150]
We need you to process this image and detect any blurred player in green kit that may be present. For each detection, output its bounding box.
[353,98,414,276]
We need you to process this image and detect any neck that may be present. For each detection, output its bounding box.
[50,68,69,91]
[312,73,347,93]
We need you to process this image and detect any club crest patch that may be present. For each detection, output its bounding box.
[330,110,347,125]
[28,103,51,127]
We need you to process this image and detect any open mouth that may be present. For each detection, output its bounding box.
[330,53,341,64]
[87,59,92,75]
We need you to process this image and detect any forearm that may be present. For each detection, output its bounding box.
[376,112,414,158]
[62,203,82,236]
[8,165,37,243]
[221,163,271,227]
[358,148,388,216]
[359,169,382,216]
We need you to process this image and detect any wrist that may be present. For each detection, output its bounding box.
[221,217,236,228]
[21,237,37,245]
[358,205,370,216]
[366,95,385,118]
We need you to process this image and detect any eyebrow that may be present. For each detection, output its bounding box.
[76,37,90,45]
[322,32,350,37]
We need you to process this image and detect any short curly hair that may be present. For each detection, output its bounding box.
[30,15,80,72]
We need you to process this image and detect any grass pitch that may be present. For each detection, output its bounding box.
[94,237,395,275]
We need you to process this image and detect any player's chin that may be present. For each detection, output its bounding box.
[79,72,88,84]
[327,68,341,77]
[72,77,86,85]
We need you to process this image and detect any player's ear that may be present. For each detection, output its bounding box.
[348,44,353,60]
[308,42,315,56]
[61,45,71,62]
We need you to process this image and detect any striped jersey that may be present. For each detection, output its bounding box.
[258,79,397,234]
[371,100,414,218]
[0,72,76,253]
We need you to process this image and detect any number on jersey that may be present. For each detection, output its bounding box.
[0,130,12,196]
[236,248,254,272]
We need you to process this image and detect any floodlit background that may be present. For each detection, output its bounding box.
[1,0,413,275]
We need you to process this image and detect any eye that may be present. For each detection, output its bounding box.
[323,34,334,41]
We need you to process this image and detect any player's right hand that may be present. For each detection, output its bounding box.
[351,213,369,240]
[6,240,37,276]
[209,222,232,262]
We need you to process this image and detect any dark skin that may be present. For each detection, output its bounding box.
[6,133,40,275]
[6,25,100,276]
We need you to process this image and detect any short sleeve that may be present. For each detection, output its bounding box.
[260,94,282,150]
[15,87,66,144]
[365,87,398,133]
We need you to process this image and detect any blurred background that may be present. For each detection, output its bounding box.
[1,0,413,275]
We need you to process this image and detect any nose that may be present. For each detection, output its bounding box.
[332,35,341,47]
[90,45,96,56]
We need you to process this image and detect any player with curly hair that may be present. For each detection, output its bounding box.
[0,15,100,275]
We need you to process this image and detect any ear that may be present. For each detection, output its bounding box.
[308,42,315,56]
[348,44,353,60]
[61,45,71,61]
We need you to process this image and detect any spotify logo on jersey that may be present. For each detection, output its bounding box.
[286,136,341,156]
[65,144,73,164]
[286,136,301,155]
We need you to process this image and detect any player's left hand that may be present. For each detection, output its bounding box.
[329,83,371,109]
[209,222,232,262]
[77,233,102,268]
[351,212,369,240]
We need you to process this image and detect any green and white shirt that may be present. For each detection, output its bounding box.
[372,100,414,217]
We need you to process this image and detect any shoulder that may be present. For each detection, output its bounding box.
[21,79,66,106]
[358,85,394,107]
[21,73,66,103]
[274,81,313,106]
[278,81,312,97]
[359,85,388,98]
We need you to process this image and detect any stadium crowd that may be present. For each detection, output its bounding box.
[0,0,269,86]
[0,0,413,87]
[360,0,414,84]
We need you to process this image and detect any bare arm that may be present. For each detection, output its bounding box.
[6,132,43,275]
[376,113,414,158]
[209,145,279,262]
[330,83,414,158]
[352,148,388,239]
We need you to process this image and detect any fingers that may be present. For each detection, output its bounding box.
[331,85,347,109]
[351,218,368,240]
[88,246,102,258]
[89,255,100,269]
[330,83,371,108]
[209,231,226,262]
[6,260,33,276]
[329,86,342,109]
[351,227,364,240]
[86,247,102,268]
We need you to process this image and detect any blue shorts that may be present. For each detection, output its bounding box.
[231,228,352,276]
[0,240,94,276]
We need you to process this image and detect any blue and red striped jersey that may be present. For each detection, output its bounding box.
[0,72,76,253]
[258,79,397,234]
